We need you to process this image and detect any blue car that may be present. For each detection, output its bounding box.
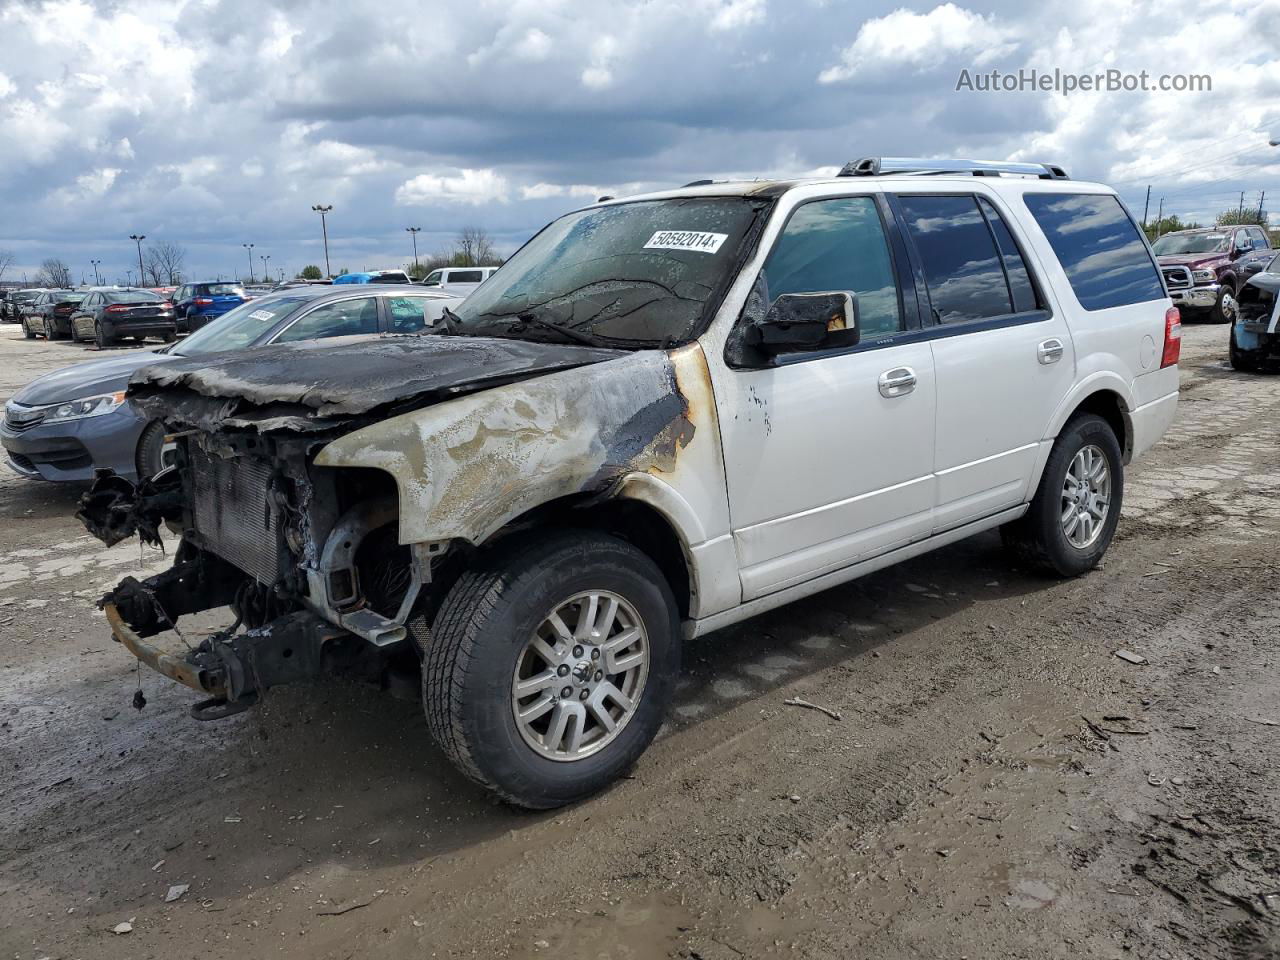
[171,281,248,332]
[332,269,412,285]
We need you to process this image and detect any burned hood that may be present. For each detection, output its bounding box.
[127,334,626,433]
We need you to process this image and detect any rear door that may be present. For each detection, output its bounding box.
[891,191,1075,532]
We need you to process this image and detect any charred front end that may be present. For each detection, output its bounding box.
[76,334,698,718]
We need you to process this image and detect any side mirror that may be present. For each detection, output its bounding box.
[747,291,858,355]
[1234,240,1253,258]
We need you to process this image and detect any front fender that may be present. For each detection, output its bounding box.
[313,346,702,547]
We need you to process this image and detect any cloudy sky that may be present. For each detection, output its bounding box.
[1,0,1278,284]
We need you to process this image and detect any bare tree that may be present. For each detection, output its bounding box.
[0,250,13,284]
[144,241,186,286]
[36,258,72,288]
[453,226,497,267]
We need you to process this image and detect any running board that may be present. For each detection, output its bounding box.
[685,505,1026,639]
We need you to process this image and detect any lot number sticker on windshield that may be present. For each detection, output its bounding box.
[249,309,275,321]
[644,230,728,254]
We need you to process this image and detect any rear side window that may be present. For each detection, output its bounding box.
[1023,193,1164,310]
[977,198,1040,314]
[897,194,1017,324]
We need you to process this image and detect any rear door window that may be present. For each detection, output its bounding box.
[1022,193,1164,310]
[896,194,1015,324]
[275,297,380,342]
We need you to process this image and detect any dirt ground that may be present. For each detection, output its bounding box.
[0,321,1277,960]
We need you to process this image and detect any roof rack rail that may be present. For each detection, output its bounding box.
[682,179,715,187]
[838,157,1070,180]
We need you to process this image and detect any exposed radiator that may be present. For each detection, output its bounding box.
[189,444,281,584]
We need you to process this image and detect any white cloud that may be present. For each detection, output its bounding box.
[521,182,608,200]
[396,168,510,206]
[50,167,120,204]
[0,73,14,98]
[581,35,618,90]
[708,0,765,31]
[514,27,553,62]
[819,3,1018,83]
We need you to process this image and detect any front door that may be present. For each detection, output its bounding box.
[716,195,938,601]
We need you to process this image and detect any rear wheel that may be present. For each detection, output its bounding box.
[43,317,60,341]
[1002,413,1123,577]
[94,320,115,349]
[418,530,680,809]
[21,317,35,339]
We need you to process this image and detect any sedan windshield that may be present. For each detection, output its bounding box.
[1151,233,1229,255]
[452,197,768,344]
[172,296,311,356]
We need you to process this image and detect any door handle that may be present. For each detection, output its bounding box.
[1037,338,1065,364]
[878,366,917,398]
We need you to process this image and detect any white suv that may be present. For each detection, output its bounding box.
[421,265,498,296]
[84,158,1180,809]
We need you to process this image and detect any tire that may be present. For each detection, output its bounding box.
[94,319,115,349]
[1229,324,1259,372]
[1210,283,1236,324]
[1001,413,1124,577]
[43,317,60,341]
[21,317,35,339]
[134,420,169,480]
[162,330,178,343]
[419,530,680,809]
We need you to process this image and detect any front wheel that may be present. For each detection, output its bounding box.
[418,531,680,809]
[1210,285,1236,324]
[1002,413,1124,577]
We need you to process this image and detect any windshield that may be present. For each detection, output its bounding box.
[452,197,767,344]
[172,296,311,356]
[1152,233,1229,255]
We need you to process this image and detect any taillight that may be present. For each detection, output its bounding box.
[193,297,213,306]
[104,304,129,313]
[1161,306,1181,368]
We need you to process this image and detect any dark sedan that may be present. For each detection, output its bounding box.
[3,284,462,482]
[68,289,177,347]
[21,289,88,340]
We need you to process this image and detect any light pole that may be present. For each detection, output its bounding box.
[312,204,333,278]
[406,226,422,274]
[90,259,102,285]
[242,243,255,284]
[126,268,134,286]
[260,254,271,282]
[129,234,146,286]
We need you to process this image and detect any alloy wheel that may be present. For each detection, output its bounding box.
[511,591,649,762]
[1060,443,1112,549]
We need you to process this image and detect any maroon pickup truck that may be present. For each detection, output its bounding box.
[1151,225,1275,323]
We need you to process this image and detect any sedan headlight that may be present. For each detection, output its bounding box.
[1192,269,1216,284]
[42,391,128,423]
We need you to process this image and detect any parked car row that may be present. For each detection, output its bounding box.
[2,284,463,481]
